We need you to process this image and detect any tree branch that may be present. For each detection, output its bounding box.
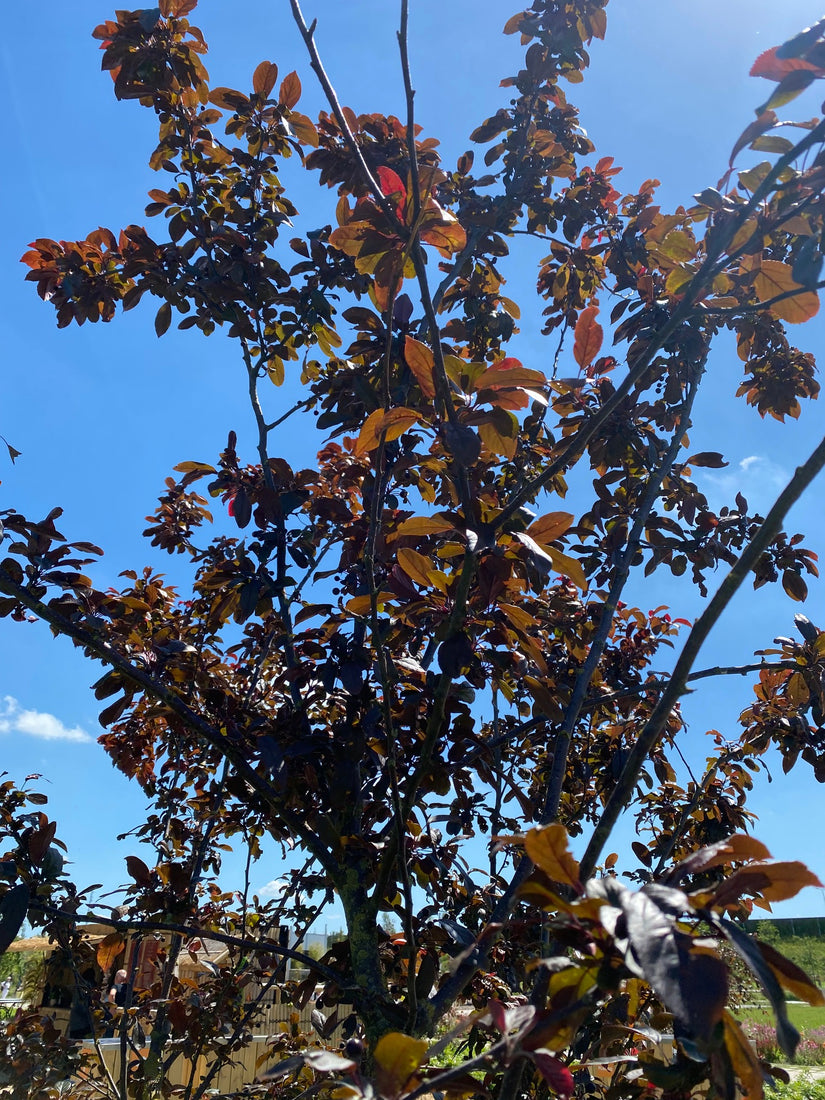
[288,0,402,231]
[702,277,825,317]
[579,430,825,881]
[494,119,825,532]
[0,569,339,880]
[28,901,346,987]
[541,362,704,825]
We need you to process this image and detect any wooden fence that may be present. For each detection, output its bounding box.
[86,1037,277,1095]
[79,1000,355,1095]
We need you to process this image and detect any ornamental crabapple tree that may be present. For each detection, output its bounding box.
[3,3,825,1099]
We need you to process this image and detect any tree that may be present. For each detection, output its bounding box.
[3,1,825,1098]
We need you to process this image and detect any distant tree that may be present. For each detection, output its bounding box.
[380,914,399,937]
[757,921,783,947]
[0,945,38,996]
[3,2,825,1099]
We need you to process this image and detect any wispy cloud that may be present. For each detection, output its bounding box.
[699,454,789,514]
[258,879,288,899]
[0,695,92,743]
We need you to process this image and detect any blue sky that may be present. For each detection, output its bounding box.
[3,1,825,921]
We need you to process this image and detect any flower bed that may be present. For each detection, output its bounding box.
[745,1020,825,1066]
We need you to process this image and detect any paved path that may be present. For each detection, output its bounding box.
[780,1065,825,1081]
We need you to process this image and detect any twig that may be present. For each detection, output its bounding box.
[702,277,825,316]
[265,398,313,432]
[0,568,339,879]
[494,119,825,532]
[579,430,825,880]
[398,0,421,224]
[540,364,703,825]
[27,901,346,987]
[288,0,402,230]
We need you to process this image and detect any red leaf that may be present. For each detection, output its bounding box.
[750,46,823,82]
[573,306,603,370]
[376,166,407,219]
[492,357,521,373]
[530,1051,574,1099]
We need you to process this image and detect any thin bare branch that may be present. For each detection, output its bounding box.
[580,430,825,880]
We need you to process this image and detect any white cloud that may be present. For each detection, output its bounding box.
[740,455,762,472]
[258,879,287,899]
[0,695,92,744]
[699,454,788,514]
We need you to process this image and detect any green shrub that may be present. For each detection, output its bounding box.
[769,1075,825,1100]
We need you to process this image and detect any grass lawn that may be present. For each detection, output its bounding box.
[739,1003,825,1031]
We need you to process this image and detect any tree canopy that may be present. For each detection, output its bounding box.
[4,2,825,1098]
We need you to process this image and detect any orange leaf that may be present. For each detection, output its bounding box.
[381,407,421,442]
[527,512,574,544]
[209,87,250,112]
[771,291,820,324]
[354,408,420,456]
[545,546,587,590]
[252,60,278,98]
[278,71,301,109]
[420,211,467,256]
[345,595,372,616]
[354,410,386,456]
[751,259,820,323]
[404,336,436,399]
[676,834,772,879]
[393,514,456,539]
[327,222,363,258]
[525,824,582,890]
[503,12,526,34]
[714,860,823,907]
[345,593,394,616]
[96,932,125,973]
[499,602,535,632]
[289,112,319,147]
[588,8,607,40]
[475,359,547,391]
[397,548,437,589]
[573,306,603,369]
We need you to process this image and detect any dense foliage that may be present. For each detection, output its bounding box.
[4,2,825,1098]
